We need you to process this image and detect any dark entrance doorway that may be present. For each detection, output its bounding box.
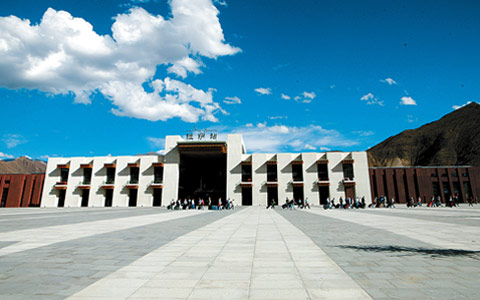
[81,189,89,207]
[345,186,356,199]
[153,189,162,206]
[104,189,113,207]
[319,186,329,205]
[242,187,252,206]
[267,186,278,205]
[128,189,138,207]
[178,142,227,203]
[58,190,65,207]
[293,186,304,203]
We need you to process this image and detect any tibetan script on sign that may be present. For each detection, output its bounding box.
[186,128,218,141]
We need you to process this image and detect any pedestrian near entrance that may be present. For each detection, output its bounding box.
[304,197,310,209]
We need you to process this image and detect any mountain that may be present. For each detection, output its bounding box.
[0,156,46,174]
[368,102,480,167]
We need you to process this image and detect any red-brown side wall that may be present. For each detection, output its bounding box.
[369,167,480,204]
[0,174,45,207]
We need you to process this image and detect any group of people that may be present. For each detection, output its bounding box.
[280,197,311,209]
[370,196,396,208]
[167,197,235,210]
[324,196,367,209]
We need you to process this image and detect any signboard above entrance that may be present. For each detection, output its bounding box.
[186,128,218,141]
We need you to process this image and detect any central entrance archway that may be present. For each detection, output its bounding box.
[177,142,227,203]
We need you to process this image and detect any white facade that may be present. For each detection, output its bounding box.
[41,134,371,207]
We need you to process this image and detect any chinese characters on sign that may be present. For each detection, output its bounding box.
[186,128,218,141]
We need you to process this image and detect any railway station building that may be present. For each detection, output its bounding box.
[41,134,372,207]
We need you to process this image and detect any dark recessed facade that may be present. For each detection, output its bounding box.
[369,166,480,203]
[0,174,45,207]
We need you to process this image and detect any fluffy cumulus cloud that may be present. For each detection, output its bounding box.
[400,96,417,106]
[360,93,384,106]
[223,96,241,104]
[281,93,291,100]
[0,152,14,159]
[0,0,240,122]
[228,123,357,152]
[254,87,272,95]
[381,78,397,85]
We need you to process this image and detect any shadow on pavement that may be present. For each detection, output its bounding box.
[335,245,480,259]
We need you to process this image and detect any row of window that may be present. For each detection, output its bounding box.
[241,163,354,182]
[57,188,163,208]
[57,166,164,186]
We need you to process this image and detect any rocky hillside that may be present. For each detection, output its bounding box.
[0,156,46,174]
[368,102,480,167]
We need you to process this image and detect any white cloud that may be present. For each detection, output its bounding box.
[302,91,316,99]
[360,93,384,106]
[353,130,374,137]
[245,123,253,128]
[400,96,417,106]
[319,147,331,151]
[213,0,228,6]
[228,123,357,153]
[0,152,14,159]
[0,2,240,122]
[268,115,287,120]
[2,134,27,148]
[281,93,291,100]
[254,87,271,95]
[223,96,241,104]
[452,101,475,110]
[381,78,397,85]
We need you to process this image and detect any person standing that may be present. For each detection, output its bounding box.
[304,197,310,209]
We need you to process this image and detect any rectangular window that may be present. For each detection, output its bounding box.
[267,164,277,182]
[130,167,139,184]
[242,165,252,182]
[60,168,69,182]
[317,164,328,181]
[83,168,92,184]
[292,164,303,182]
[343,163,354,180]
[106,168,115,184]
[154,166,163,183]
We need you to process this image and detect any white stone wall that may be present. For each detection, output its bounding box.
[163,135,182,203]
[41,155,162,207]
[226,134,245,205]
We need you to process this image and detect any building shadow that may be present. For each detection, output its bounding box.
[335,245,480,260]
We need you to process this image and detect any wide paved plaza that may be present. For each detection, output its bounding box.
[0,206,479,299]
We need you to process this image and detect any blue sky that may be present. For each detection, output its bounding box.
[0,0,479,159]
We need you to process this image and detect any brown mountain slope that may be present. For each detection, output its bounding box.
[0,157,46,174]
[368,102,480,167]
